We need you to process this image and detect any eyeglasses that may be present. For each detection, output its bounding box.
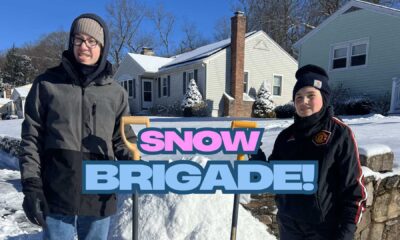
[72,36,98,48]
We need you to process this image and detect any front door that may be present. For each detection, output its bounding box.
[142,79,153,110]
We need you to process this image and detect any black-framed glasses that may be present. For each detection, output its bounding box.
[72,36,98,48]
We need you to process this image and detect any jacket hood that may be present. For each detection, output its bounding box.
[65,13,112,84]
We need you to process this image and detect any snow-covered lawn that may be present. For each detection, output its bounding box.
[1,114,399,239]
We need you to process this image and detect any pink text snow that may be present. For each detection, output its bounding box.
[137,128,264,154]
[82,161,318,194]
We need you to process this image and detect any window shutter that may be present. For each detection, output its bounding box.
[167,75,171,96]
[194,69,198,83]
[183,72,186,94]
[133,79,136,98]
[158,77,161,98]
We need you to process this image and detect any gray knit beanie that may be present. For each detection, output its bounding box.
[73,18,104,47]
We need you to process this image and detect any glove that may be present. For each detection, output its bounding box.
[22,191,49,227]
[248,148,267,161]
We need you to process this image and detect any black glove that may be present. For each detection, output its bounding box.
[248,148,267,161]
[22,191,49,227]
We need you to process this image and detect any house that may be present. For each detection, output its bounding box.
[10,83,32,118]
[293,0,400,103]
[114,12,298,117]
[0,98,13,118]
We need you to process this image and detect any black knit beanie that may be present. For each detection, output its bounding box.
[293,64,331,105]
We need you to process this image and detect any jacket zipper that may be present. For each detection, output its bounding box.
[92,103,97,135]
[77,87,85,215]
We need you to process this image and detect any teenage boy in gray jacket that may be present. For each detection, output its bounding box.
[19,13,136,240]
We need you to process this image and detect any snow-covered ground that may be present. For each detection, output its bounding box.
[1,114,399,239]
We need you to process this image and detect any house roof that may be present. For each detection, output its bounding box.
[160,31,258,69]
[0,98,12,105]
[293,0,400,50]
[127,53,173,73]
[11,84,32,100]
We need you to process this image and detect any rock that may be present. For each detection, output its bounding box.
[368,223,385,240]
[359,148,394,172]
[373,193,391,222]
[366,181,374,207]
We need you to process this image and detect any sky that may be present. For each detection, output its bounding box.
[0,0,238,52]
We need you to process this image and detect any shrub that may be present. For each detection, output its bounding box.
[274,102,295,118]
[149,101,182,116]
[344,95,373,115]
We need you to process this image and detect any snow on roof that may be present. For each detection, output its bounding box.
[161,31,258,69]
[11,84,32,100]
[359,144,392,157]
[0,98,12,105]
[128,53,173,73]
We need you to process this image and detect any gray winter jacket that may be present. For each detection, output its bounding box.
[19,13,136,217]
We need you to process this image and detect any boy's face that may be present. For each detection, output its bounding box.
[294,86,323,117]
[73,33,101,66]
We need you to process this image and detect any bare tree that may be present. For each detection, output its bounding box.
[177,21,210,54]
[21,30,68,74]
[106,0,148,66]
[149,4,175,57]
[213,16,231,41]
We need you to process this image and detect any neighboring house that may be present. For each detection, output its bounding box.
[10,84,32,118]
[293,0,400,102]
[0,98,13,118]
[114,12,298,117]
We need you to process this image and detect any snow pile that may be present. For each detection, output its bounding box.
[358,144,392,157]
[109,156,275,240]
[362,166,398,179]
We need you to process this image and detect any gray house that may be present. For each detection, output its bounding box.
[114,12,298,117]
[293,0,400,105]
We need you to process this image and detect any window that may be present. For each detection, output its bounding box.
[332,47,347,69]
[183,72,187,94]
[162,78,167,96]
[351,43,367,66]
[330,39,368,70]
[273,75,282,96]
[128,80,133,97]
[123,81,128,92]
[243,72,249,93]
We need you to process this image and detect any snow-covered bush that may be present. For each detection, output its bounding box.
[149,101,182,116]
[344,95,373,115]
[274,102,295,118]
[181,79,208,117]
[252,82,275,118]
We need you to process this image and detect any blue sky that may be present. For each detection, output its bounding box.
[0,0,237,52]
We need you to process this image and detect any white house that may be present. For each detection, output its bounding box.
[293,0,400,112]
[114,12,298,117]
[10,83,32,118]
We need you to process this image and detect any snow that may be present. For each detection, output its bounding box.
[161,31,257,70]
[358,144,392,157]
[11,84,32,100]
[0,98,12,105]
[1,114,400,239]
[128,53,173,73]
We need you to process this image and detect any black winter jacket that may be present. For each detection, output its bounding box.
[19,14,136,217]
[253,107,367,239]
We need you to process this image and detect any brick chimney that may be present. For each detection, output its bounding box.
[230,11,246,115]
[141,47,155,56]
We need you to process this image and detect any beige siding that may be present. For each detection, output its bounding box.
[244,33,298,106]
[113,56,144,113]
[205,32,298,116]
[155,64,206,107]
[299,9,400,98]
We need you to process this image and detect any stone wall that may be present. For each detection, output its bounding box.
[243,174,400,240]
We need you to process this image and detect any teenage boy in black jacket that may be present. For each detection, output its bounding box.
[251,65,367,240]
